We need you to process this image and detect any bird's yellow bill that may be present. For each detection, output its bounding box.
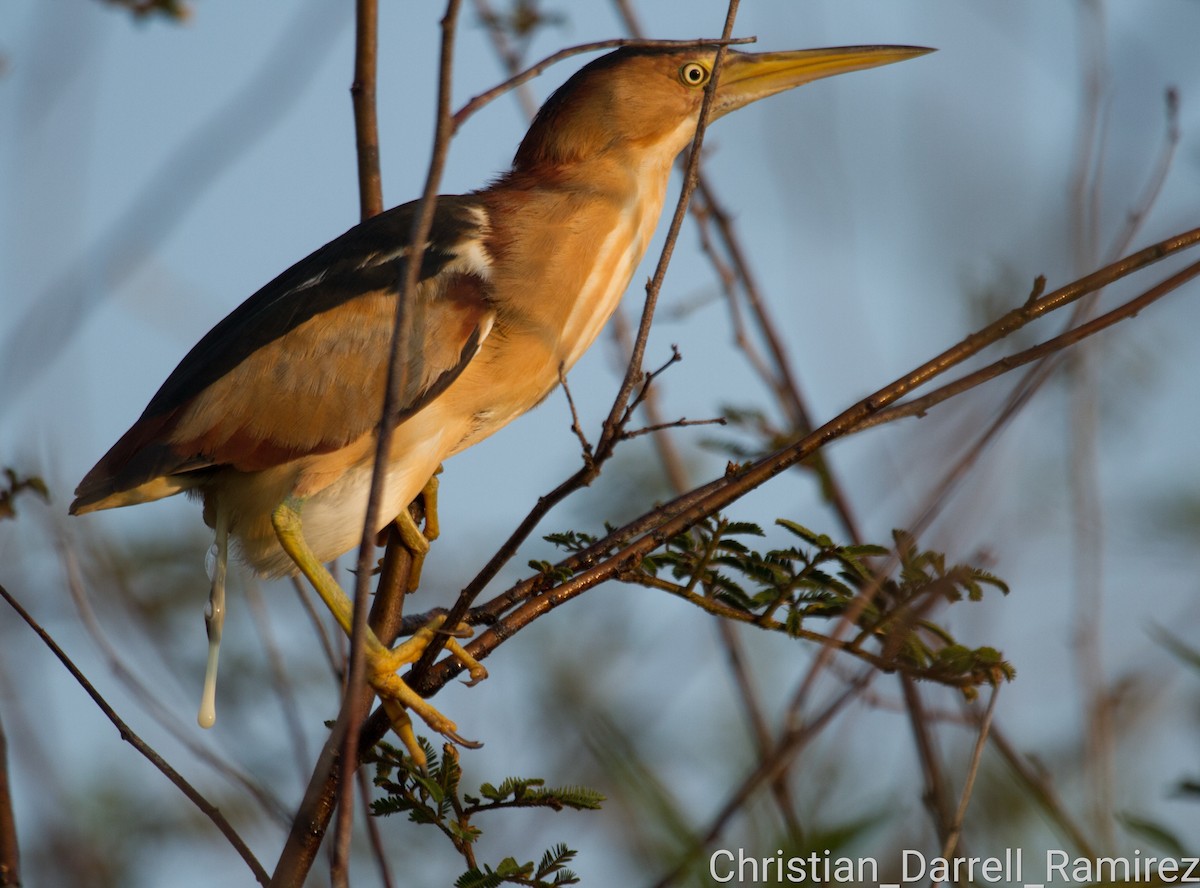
[712,45,933,119]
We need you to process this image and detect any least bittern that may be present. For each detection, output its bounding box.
[71,43,930,763]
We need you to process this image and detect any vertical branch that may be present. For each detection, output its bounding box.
[334,1,384,879]
[1067,0,1115,849]
[611,0,863,544]
[348,0,464,666]
[351,0,383,219]
[0,713,19,888]
[346,0,463,734]
[274,3,465,885]
[901,675,956,850]
[410,15,748,677]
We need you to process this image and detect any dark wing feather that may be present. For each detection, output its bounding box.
[145,195,484,414]
[71,195,494,513]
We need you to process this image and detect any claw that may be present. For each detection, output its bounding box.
[447,731,484,751]
[459,671,488,689]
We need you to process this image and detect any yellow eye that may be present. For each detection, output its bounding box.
[678,62,710,87]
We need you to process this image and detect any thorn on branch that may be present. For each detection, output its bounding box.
[1024,274,1047,308]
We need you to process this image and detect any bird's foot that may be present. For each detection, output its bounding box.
[273,496,484,767]
[370,615,488,768]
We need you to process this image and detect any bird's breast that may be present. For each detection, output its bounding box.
[436,156,678,454]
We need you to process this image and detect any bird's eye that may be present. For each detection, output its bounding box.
[678,62,710,87]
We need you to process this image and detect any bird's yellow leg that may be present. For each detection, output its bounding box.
[392,468,442,592]
[420,467,441,542]
[271,498,485,767]
[271,499,386,647]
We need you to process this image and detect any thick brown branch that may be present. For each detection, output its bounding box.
[416,225,1200,689]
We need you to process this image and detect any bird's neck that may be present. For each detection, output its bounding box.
[483,149,677,370]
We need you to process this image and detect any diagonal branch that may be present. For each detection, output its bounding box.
[857,256,1200,430]
[451,36,755,131]
[0,582,269,886]
[412,225,1200,690]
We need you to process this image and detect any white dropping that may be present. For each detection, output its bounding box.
[198,502,230,729]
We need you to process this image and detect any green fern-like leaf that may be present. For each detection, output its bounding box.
[777,518,830,547]
[535,843,578,880]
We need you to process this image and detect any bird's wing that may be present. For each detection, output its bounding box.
[71,195,495,513]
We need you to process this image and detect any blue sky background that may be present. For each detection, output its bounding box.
[2,2,1200,885]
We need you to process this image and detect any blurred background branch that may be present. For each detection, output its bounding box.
[2,1,1198,885]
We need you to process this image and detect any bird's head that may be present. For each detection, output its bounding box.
[512,43,932,172]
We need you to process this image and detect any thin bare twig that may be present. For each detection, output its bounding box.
[0,712,18,888]
[557,366,596,465]
[1106,87,1180,262]
[901,676,956,848]
[611,0,864,544]
[0,582,269,886]
[290,575,343,679]
[359,766,395,888]
[855,257,1200,430]
[271,693,369,887]
[245,581,312,782]
[987,723,1100,859]
[940,685,1000,859]
[452,36,755,131]
[351,0,382,221]
[351,0,465,683]
[601,30,737,447]
[273,4,466,884]
[646,670,873,888]
[619,416,726,442]
[61,546,291,825]
[470,0,549,121]
[1068,6,1113,848]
